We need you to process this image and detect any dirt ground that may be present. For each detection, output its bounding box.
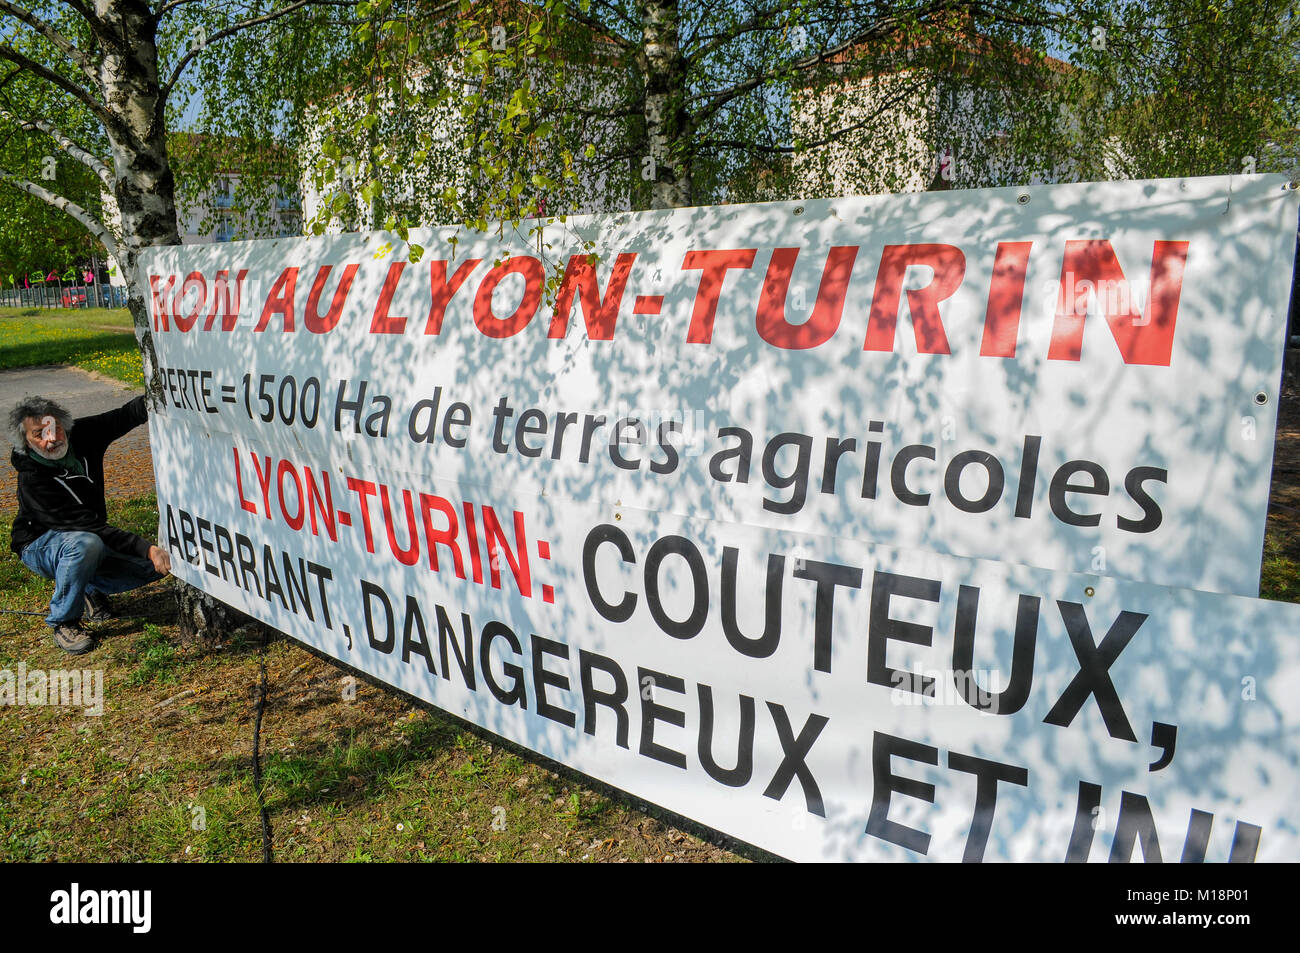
[1269,351,1300,555]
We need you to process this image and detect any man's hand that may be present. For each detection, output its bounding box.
[148,545,172,575]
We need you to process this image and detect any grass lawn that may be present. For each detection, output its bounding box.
[0,306,143,387]
[1261,528,1300,604]
[0,499,740,863]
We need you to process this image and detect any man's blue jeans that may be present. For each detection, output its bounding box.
[19,530,161,627]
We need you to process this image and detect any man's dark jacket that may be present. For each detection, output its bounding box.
[9,395,152,559]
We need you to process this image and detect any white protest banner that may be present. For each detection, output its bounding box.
[139,174,1300,861]
[149,423,1300,862]
[140,175,1296,596]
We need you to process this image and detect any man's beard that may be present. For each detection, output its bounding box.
[30,441,68,461]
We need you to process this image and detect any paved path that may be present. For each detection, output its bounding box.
[0,365,155,515]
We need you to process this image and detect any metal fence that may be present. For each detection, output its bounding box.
[0,284,128,310]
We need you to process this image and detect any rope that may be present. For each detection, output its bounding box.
[251,648,273,863]
[0,607,45,637]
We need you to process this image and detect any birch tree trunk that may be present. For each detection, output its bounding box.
[638,0,692,207]
[93,1,260,648]
[95,0,177,404]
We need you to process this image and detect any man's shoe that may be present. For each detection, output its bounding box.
[84,592,113,622]
[52,623,94,655]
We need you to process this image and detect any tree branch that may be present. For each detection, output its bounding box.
[585,0,639,31]
[155,0,206,19]
[688,6,950,125]
[0,169,122,264]
[562,2,632,49]
[58,0,97,25]
[0,0,96,77]
[162,0,357,99]
[0,108,112,187]
[701,80,927,154]
[691,0,1070,129]
[0,43,117,131]
[965,1,1072,34]
[687,0,807,63]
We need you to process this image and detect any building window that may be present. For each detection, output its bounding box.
[214,178,235,209]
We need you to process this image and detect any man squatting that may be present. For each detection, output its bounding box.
[8,395,172,654]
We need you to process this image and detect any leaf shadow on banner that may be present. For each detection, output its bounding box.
[142,176,1300,861]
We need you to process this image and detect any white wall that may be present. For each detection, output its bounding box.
[791,62,1085,199]
[300,54,632,234]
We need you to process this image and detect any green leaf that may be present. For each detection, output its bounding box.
[505,90,527,120]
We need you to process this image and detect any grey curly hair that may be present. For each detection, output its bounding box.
[8,396,72,450]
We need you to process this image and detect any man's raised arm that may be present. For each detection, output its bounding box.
[68,394,149,453]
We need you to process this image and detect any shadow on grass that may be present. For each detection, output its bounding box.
[257,716,461,814]
[0,331,138,373]
[278,636,783,862]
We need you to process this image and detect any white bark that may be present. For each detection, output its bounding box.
[1,110,114,189]
[638,0,692,207]
[92,0,181,256]
[0,171,123,264]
